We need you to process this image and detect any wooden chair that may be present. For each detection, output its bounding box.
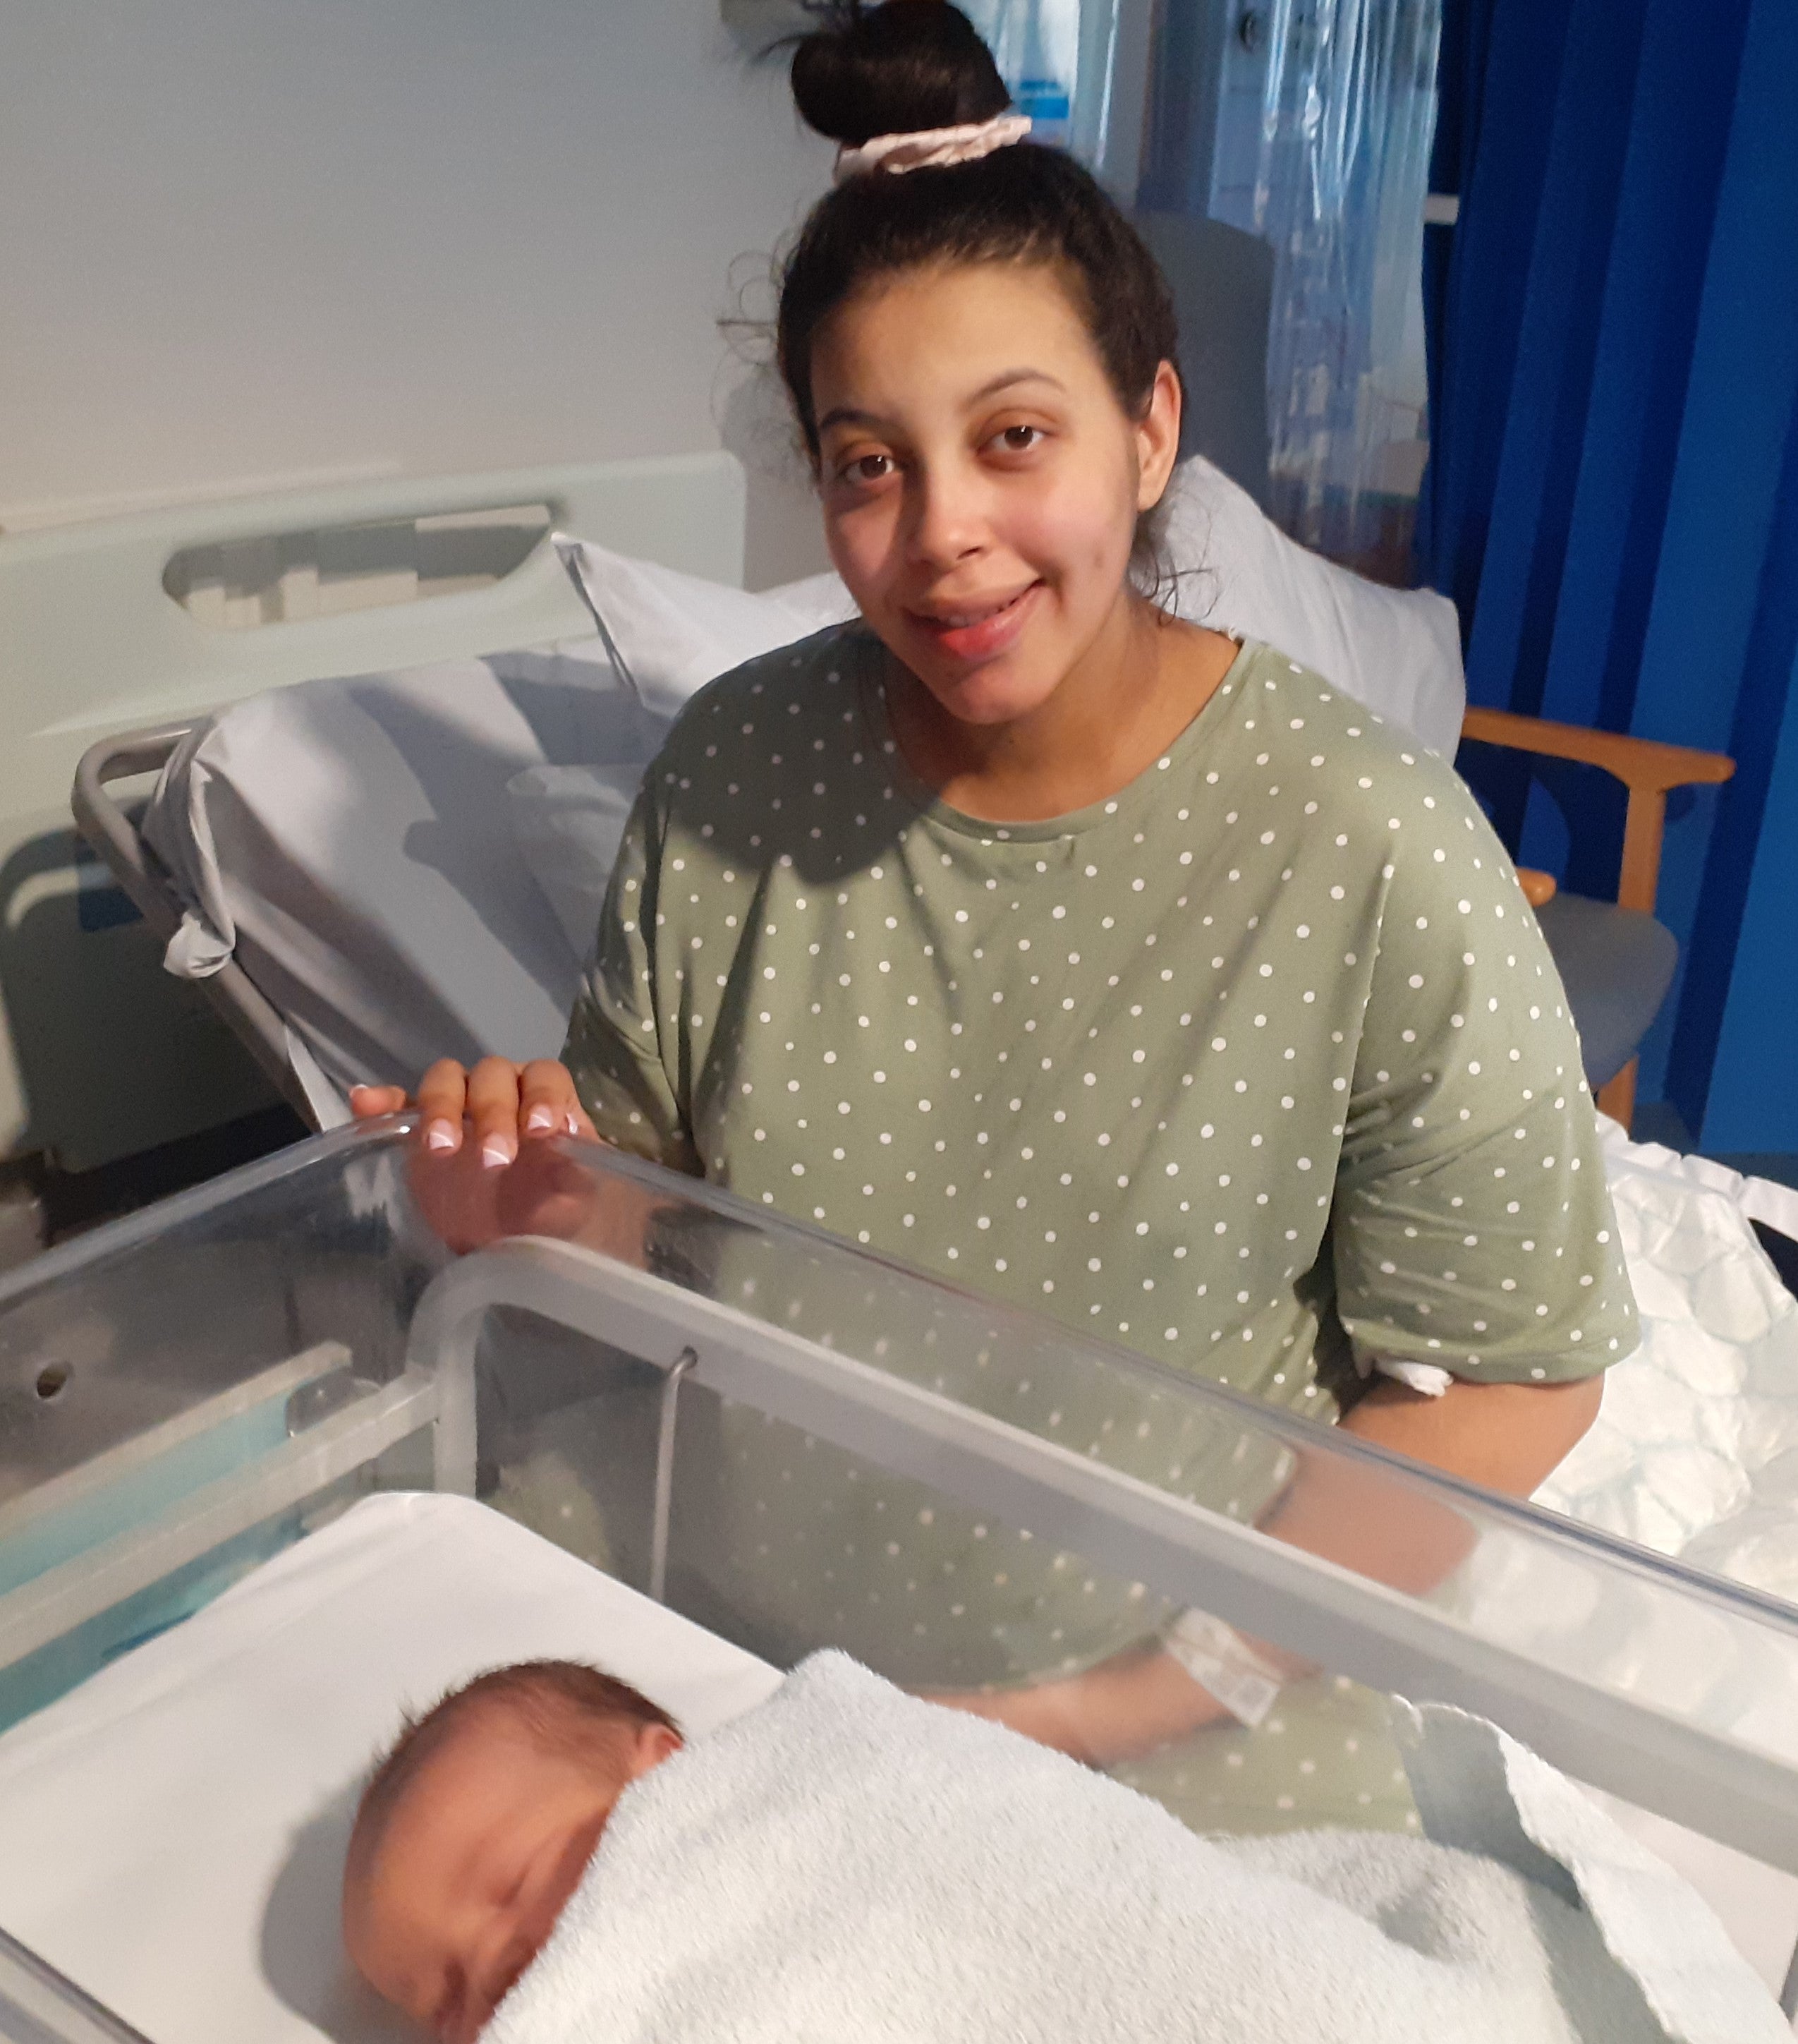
[1459,708,1735,1131]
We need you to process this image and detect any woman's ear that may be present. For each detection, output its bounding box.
[1134,360,1184,512]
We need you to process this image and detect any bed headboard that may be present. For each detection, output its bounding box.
[0,452,746,1169]
[0,452,743,746]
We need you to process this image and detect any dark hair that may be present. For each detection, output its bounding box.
[349,1660,680,1870]
[777,3,1182,589]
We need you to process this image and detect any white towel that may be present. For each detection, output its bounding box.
[485,1652,1785,2043]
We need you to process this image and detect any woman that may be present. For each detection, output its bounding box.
[355,2,1633,1815]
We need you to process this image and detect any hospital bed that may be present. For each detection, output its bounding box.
[0,454,744,1171]
[0,1118,1796,2044]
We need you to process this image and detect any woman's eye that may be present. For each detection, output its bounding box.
[839,452,894,486]
[993,424,1044,454]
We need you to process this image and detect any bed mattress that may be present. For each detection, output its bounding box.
[0,1491,782,2044]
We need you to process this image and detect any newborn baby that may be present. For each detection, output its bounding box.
[344,1652,1775,2044]
[341,1661,683,2044]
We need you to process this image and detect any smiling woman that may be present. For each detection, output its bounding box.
[351,1,1634,1821]
[806,260,1237,810]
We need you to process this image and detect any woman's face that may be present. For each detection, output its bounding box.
[810,261,1180,728]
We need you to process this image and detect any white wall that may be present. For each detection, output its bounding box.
[0,0,834,583]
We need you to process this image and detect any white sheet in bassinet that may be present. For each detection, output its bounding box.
[0,1491,781,2044]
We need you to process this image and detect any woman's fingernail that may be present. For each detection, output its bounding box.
[425,1120,458,1154]
[564,1110,582,1135]
[481,1135,516,1170]
[524,1103,555,1134]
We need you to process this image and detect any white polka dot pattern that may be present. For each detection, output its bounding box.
[560,625,1639,1791]
[566,627,1636,1414]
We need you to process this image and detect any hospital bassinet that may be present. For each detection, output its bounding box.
[0,1120,1796,2040]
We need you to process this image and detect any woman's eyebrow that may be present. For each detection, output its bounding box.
[965,368,1065,403]
[817,368,1066,438]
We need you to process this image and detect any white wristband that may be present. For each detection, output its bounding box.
[1354,1348,1454,1398]
[1160,1609,1287,1729]
[1373,1355,1453,1398]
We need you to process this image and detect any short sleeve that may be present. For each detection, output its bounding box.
[1330,776,1638,1385]
[560,779,698,1173]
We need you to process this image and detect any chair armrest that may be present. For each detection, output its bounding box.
[1460,707,1734,792]
[1459,708,1735,915]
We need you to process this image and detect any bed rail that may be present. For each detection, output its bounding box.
[69,725,319,1127]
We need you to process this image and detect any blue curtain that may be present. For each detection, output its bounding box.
[1421,0,1798,1152]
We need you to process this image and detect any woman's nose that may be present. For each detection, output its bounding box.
[906,466,989,572]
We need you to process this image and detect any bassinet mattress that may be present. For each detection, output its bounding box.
[0,1491,782,2044]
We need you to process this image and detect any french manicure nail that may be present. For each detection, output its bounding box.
[425,1120,458,1154]
[481,1135,515,1170]
[524,1103,555,1133]
[564,1111,581,1135]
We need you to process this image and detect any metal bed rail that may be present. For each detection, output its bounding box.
[69,725,320,1129]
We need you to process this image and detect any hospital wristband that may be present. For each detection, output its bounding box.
[1355,1350,1454,1398]
[1158,1609,1287,1729]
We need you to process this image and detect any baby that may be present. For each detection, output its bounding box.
[341,1661,683,2044]
[341,1652,1763,2044]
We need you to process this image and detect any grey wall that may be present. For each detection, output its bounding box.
[0,0,834,583]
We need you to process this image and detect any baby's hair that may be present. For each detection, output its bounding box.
[349,1660,680,1872]
[777,1,1183,595]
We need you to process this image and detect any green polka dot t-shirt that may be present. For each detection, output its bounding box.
[561,627,1635,1705]
[566,626,1636,1418]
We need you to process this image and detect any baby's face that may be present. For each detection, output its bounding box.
[342,1712,679,2043]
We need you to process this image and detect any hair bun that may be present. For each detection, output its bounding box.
[791,2,1011,150]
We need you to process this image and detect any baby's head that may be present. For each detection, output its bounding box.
[341,1660,682,2043]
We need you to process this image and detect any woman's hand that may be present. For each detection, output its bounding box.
[351,1056,597,1166]
[928,1379,1605,1770]
[348,1058,648,1258]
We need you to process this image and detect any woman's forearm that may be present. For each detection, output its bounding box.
[939,1372,1605,1767]
[1268,1371,1605,1594]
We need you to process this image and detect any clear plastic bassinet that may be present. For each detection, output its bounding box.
[1,1120,1795,2040]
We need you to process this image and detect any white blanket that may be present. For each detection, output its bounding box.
[1538,1119,1798,1591]
[485,1653,1783,2044]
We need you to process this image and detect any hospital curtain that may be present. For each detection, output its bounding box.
[1420,0,1798,1152]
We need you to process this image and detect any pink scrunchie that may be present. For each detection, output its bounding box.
[833,114,1033,186]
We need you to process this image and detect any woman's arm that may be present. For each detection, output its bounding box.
[952,739,1624,1765]
[1282,1371,1605,1591]
[937,1371,1603,1767]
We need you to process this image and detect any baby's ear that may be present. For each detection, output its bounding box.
[629,1721,684,1777]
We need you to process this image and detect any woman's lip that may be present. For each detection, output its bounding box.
[906,583,1041,663]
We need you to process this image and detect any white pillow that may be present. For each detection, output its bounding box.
[555,460,1464,751]
[507,760,650,962]
[552,533,858,718]
[1159,460,1466,756]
